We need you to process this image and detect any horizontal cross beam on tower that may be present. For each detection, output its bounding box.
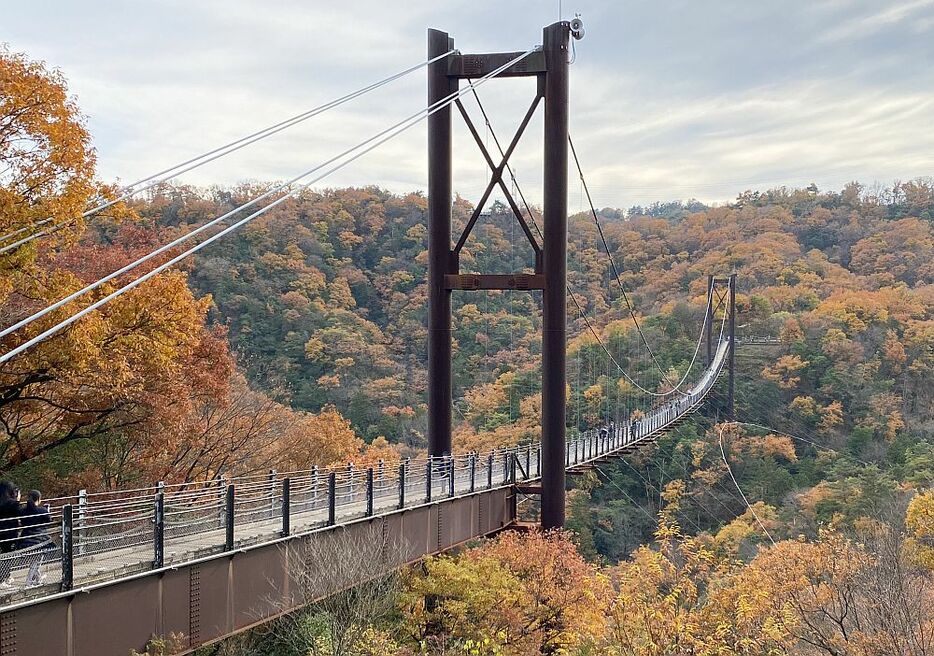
[447,51,547,78]
[444,273,545,290]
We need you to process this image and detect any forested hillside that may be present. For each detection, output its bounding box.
[4,45,934,655]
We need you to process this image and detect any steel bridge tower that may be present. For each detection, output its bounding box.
[426,21,578,529]
[704,273,737,420]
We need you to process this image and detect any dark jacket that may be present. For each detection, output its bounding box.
[18,502,51,549]
[0,499,20,553]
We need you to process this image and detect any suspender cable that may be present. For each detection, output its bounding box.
[0,49,538,364]
[467,87,707,399]
[0,50,456,253]
[569,133,714,395]
[568,134,678,389]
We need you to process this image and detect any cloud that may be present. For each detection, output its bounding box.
[819,0,934,43]
[4,0,934,209]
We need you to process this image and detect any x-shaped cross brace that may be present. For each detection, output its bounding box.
[452,92,543,271]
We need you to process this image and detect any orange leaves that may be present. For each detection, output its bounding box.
[818,400,843,432]
[0,46,96,285]
[755,435,798,462]
[780,317,804,343]
[850,217,934,287]
[762,354,807,389]
[820,327,863,364]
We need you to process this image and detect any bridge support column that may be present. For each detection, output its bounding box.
[427,28,456,458]
[541,21,570,530]
[705,274,714,367]
[727,273,736,421]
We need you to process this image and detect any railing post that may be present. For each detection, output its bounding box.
[153,492,165,568]
[328,472,337,525]
[225,485,235,550]
[312,465,319,507]
[76,488,87,556]
[502,451,509,483]
[281,478,291,537]
[366,468,374,516]
[469,453,476,492]
[216,475,226,528]
[426,459,433,502]
[346,462,355,502]
[61,504,74,592]
[525,445,532,480]
[487,452,494,488]
[509,452,516,484]
[268,469,277,518]
[448,455,455,497]
[538,445,543,476]
[398,461,406,509]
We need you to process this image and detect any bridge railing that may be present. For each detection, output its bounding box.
[0,338,730,606]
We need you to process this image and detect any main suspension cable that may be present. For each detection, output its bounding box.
[718,425,777,545]
[0,50,474,342]
[568,134,681,388]
[0,49,537,364]
[466,88,724,404]
[0,50,456,254]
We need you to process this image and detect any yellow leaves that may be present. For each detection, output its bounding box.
[583,382,604,403]
[327,277,356,309]
[616,377,633,395]
[880,328,907,373]
[404,530,610,655]
[273,405,373,471]
[304,336,326,360]
[850,217,934,286]
[289,267,327,295]
[713,502,780,555]
[761,354,806,389]
[814,287,926,334]
[790,395,820,419]
[793,481,834,522]
[859,392,905,441]
[905,491,934,570]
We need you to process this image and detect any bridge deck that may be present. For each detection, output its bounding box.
[0,340,729,656]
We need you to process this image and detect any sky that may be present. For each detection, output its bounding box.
[5,0,934,210]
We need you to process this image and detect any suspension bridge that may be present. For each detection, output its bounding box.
[0,21,740,656]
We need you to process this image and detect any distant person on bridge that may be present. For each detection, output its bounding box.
[18,491,51,550]
[18,490,52,587]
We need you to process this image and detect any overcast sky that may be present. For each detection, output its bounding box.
[5,0,934,209]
